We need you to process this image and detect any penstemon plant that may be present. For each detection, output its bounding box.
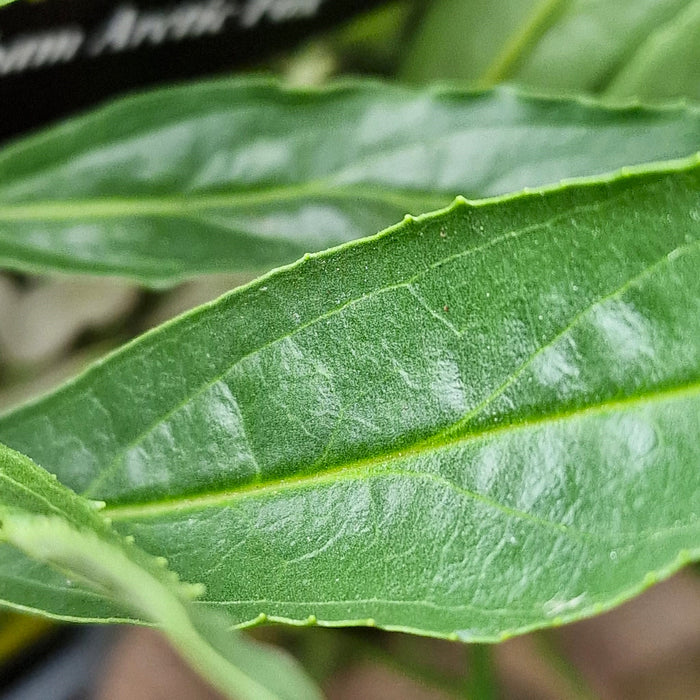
[0,2,698,698]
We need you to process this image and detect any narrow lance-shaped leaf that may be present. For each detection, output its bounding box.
[0,442,321,700]
[1,158,699,640]
[1,78,699,284]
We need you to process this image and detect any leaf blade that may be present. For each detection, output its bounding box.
[1,79,699,284]
[1,158,699,640]
[603,0,700,102]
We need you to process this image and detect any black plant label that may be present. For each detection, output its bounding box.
[0,0,387,141]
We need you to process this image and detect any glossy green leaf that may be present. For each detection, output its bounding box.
[403,0,700,101]
[1,79,699,285]
[1,158,699,641]
[0,442,321,700]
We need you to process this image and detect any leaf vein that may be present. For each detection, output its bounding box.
[103,380,700,520]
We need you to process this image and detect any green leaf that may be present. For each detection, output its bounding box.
[1,157,699,641]
[1,78,699,285]
[403,0,700,101]
[603,1,700,103]
[0,442,321,700]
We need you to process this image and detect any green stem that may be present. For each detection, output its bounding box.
[467,644,498,699]
[480,0,566,86]
[534,631,599,700]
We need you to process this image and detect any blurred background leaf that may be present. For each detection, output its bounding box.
[402,0,700,101]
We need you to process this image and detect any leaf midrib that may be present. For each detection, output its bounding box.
[102,379,700,521]
[0,184,450,222]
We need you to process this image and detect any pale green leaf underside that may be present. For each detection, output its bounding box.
[0,444,320,700]
[404,0,700,102]
[0,159,699,641]
[1,79,699,284]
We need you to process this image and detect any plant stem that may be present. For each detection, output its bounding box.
[534,631,599,700]
[467,644,498,699]
[480,0,566,85]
